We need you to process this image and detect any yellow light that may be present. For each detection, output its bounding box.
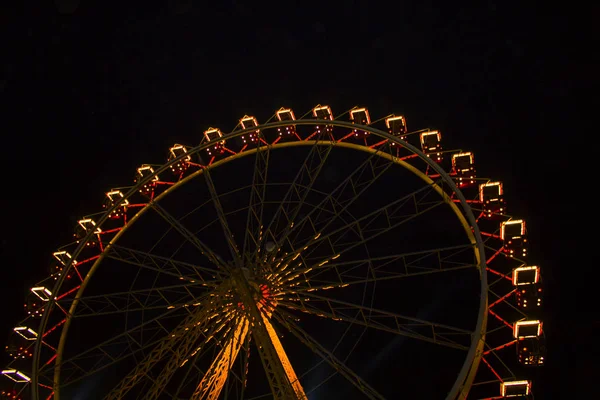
[500,380,531,396]
[31,287,52,302]
[420,130,441,145]
[452,152,474,169]
[312,105,333,120]
[261,315,307,399]
[276,107,296,121]
[513,265,540,286]
[513,320,542,338]
[479,181,503,202]
[385,115,406,130]
[169,144,191,161]
[240,115,259,130]
[204,127,224,143]
[137,165,159,181]
[78,218,101,234]
[1,369,31,382]
[106,190,129,206]
[53,251,77,266]
[14,326,37,340]
[350,107,371,124]
[501,219,526,240]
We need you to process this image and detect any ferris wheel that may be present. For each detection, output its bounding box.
[2,105,545,399]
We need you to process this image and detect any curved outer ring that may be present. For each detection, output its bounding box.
[32,119,488,400]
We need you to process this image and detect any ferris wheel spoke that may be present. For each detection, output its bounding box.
[203,168,241,260]
[58,284,205,318]
[243,140,270,262]
[235,333,253,399]
[52,306,186,387]
[172,332,251,399]
[293,264,475,294]
[297,243,478,288]
[287,178,446,265]
[170,324,248,399]
[314,242,476,271]
[271,312,386,400]
[251,313,308,400]
[280,293,471,350]
[139,316,242,400]
[104,243,223,283]
[189,316,250,400]
[169,183,253,238]
[105,294,238,400]
[260,140,333,258]
[150,201,228,269]
[55,293,216,386]
[273,147,395,254]
[172,327,249,400]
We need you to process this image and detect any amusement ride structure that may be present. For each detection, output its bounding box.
[2,105,545,399]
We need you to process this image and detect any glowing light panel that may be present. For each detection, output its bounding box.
[479,181,503,202]
[31,287,52,301]
[501,219,526,240]
[513,266,540,286]
[240,115,259,130]
[169,144,191,161]
[420,130,441,146]
[385,115,407,135]
[204,127,224,142]
[514,320,542,338]
[312,105,333,120]
[452,152,474,168]
[1,369,30,383]
[276,107,296,122]
[350,107,371,125]
[78,218,101,234]
[137,165,159,181]
[501,380,531,397]
[106,190,129,206]
[53,250,77,266]
[14,326,37,341]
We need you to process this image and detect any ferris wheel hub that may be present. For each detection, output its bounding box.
[229,267,276,316]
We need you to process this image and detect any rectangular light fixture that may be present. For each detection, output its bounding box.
[501,380,531,397]
[137,165,159,181]
[31,287,52,302]
[78,218,101,234]
[313,105,333,120]
[350,107,371,125]
[513,266,540,286]
[501,219,526,240]
[479,181,503,202]
[169,144,191,161]
[240,115,259,131]
[1,369,31,382]
[204,127,224,142]
[14,326,38,340]
[276,107,296,122]
[385,115,407,135]
[514,320,542,338]
[53,251,77,266]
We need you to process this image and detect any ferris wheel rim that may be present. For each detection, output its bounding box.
[31,120,489,400]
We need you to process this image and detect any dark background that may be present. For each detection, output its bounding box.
[0,1,592,398]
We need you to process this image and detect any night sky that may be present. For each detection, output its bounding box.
[0,1,591,398]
